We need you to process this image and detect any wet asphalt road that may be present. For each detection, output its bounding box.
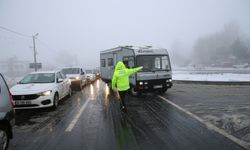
[166,83,250,143]
[9,79,247,150]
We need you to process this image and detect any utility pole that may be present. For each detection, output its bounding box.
[32,33,39,72]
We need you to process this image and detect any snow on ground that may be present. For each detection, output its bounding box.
[172,67,250,82]
[173,71,250,82]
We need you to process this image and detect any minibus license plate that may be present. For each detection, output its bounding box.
[154,85,163,89]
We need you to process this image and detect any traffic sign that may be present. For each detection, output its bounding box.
[29,63,42,69]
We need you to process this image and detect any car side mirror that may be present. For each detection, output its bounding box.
[57,78,63,83]
[81,72,85,75]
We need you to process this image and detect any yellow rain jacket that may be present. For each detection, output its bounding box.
[112,61,142,91]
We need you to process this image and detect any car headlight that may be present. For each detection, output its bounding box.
[139,82,143,85]
[166,79,172,82]
[39,90,52,96]
[75,76,80,80]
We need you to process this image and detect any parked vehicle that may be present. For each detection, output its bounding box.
[100,46,172,96]
[61,67,86,90]
[93,69,101,79]
[85,70,96,83]
[0,73,15,150]
[10,71,71,109]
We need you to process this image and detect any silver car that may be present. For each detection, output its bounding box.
[0,73,15,150]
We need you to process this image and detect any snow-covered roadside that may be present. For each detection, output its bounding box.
[173,71,250,82]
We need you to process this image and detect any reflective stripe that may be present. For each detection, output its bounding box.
[117,84,129,89]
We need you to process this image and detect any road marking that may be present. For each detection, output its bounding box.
[65,99,90,132]
[158,95,250,150]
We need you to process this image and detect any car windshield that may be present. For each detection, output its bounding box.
[19,73,55,84]
[137,55,171,72]
[85,70,93,74]
[62,68,80,75]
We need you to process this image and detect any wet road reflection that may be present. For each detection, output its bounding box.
[96,79,100,89]
[90,83,94,99]
[9,79,247,150]
[103,83,110,107]
[76,97,81,109]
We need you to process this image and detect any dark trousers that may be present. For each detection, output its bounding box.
[118,90,127,108]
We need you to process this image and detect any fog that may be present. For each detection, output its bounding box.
[0,0,249,70]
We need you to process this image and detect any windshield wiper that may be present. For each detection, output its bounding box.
[19,82,29,84]
[31,81,49,83]
[142,68,151,71]
[151,69,158,72]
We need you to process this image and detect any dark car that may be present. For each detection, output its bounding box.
[0,74,15,150]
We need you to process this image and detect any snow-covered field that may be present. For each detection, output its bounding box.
[173,71,250,82]
[172,67,250,82]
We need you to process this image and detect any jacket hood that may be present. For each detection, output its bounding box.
[115,61,126,71]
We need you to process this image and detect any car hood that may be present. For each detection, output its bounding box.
[66,74,80,78]
[10,83,55,95]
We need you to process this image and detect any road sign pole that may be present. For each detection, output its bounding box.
[32,33,38,72]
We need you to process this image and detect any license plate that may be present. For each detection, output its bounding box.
[15,101,31,105]
[154,85,163,89]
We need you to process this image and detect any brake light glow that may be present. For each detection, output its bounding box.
[9,92,15,111]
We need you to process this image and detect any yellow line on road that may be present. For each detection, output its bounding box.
[65,99,90,132]
[158,95,250,150]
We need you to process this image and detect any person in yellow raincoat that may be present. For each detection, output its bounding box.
[112,61,143,112]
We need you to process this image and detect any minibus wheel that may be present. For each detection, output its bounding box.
[130,87,141,97]
[159,88,167,94]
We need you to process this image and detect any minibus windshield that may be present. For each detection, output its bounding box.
[137,55,171,72]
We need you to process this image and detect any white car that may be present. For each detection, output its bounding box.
[61,67,86,90]
[86,73,96,83]
[10,71,71,109]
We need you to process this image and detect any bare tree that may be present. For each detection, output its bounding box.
[192,22,244,66]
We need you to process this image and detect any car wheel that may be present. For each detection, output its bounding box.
[159,88,167,94]
[52,93,59,110]
[0,125,9,150]
[67,87,72,98]
[130,87,141,97]
[78,82,82,91]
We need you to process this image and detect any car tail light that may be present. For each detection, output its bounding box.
[9,92,15,111]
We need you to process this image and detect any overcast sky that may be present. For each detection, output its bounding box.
[0,0,249,69]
